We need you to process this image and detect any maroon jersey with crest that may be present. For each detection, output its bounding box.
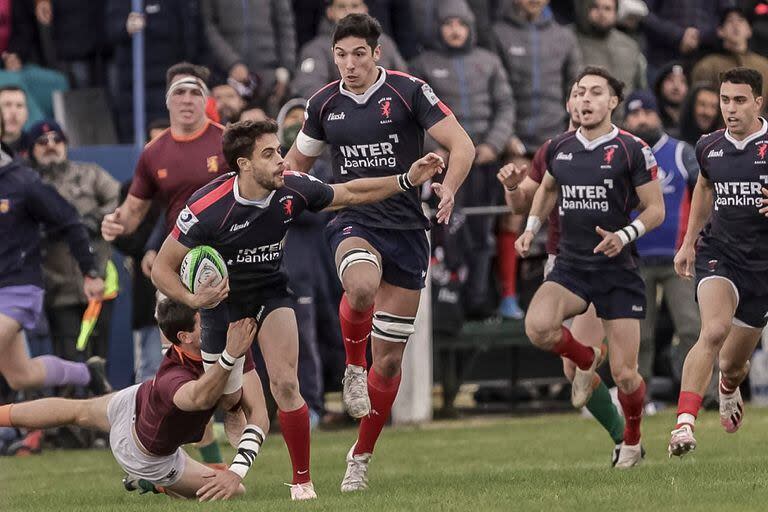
[133,345,255,456]
[128,121,229,234]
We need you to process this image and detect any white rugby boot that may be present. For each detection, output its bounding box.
[668,424,697,457]
[343,365,371,419]
[613,442,644,468]
[288,481,317,501]
[719,372,745,434]
[571,346,603,408]
[341,443,371,492]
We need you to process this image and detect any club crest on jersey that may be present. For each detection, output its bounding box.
[207,156,219,173]
[378,97,393,124]
[157,168,168,179]
[0,199,8,213]
[756,142,768,164]
[280,196,294,223]
[601,145,618,169]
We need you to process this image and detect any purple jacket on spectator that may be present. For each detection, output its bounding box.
[0,148,95,290]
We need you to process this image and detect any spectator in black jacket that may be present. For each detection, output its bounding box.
[0,0,43,70]
[105,0,208,142]
[34,0,108,88]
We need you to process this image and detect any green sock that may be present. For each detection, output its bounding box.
[138,479,160,494]
[198,440,223,463]
[586,380,625,444]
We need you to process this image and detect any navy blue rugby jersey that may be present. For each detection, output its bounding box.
[695,119,768,273]
[171,171,334,302]
[545,126,658,269]
[297,67,452,230]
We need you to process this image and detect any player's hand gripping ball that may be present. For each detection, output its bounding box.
[180,246,229,309]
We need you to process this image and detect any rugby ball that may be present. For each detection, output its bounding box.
[179,246,228,308]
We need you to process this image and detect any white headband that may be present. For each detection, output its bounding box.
[165,76,209,107]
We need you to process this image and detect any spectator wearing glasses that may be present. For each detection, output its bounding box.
[28,120,121,362]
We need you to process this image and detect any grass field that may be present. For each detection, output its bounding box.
[2,408,768,512]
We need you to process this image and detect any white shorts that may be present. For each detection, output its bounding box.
[107,385,186,486]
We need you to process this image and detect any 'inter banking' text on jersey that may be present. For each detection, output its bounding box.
[695,119,768,273]
[171,172,334,303]
[545,126,658,269]
[297,67,452,230]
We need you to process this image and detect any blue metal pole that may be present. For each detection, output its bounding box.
[131,0,146,149]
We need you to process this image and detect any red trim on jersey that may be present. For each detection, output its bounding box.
[386,69,423,83]
[307,80,341,102]
[171,119,212,142]
[437,101,453,117]
[189,177,235,215]
[170,225,181,239]
[384,82,413,112]
[676,187,692,250]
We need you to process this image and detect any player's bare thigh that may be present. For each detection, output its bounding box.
[369,280,421,376]
[696,277,738,347]
[0,313,42,387]
[334,237,382,307]
[525,282,588,348]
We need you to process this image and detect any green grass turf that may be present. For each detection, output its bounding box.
[2,408,768,512]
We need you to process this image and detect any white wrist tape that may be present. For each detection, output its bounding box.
[218,349,238,371]
[229,425,265,479]
[525,216,542,235]
[615,219,647,246]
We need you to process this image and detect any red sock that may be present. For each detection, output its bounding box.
[354,369,401,456]
[278,404,311,484]
[339,294,374,368]
[498,231,519,298]
[551,327,595,370]
[676,391,702,429]
[618,379,645,445]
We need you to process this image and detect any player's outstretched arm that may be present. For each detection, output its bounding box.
[674,173,714,278]
[515,171,558,257]
[497,162,539,215]
[173,318,257,412]
[101,194,151,241]
[428,116,476,224]
[594,180,666,258]
[152,236,229,309]
[325,152,445,210]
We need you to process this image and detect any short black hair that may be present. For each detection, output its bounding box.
[332,13,382,51]
[719,7,748,26]
[0,85,26,98]
[222,119,279,171]
[166,62,211,89]
[576,65,626,103]
[156,299,197,346]
[720,66,763,98]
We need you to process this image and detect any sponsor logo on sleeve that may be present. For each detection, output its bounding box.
[176,206,199,234]
[421,83,439,106]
